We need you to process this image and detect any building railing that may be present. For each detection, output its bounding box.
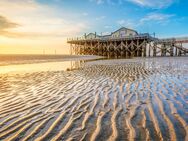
[67,33,152,42]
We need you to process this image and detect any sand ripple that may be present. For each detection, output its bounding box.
[0,57,187,141]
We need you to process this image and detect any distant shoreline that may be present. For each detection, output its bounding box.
[0,55,103,66]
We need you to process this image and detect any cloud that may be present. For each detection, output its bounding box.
[101,31,111,35]
[0,15,20,30]
[0,0,38,11]
[0,19,88,39]
[90,0,104,4]
[90,0,175,8]
[97,0,104,4]
[140,13,174,24]
[90,0,123,5]
[104,25,112,29]
[117,12,174,28]
[0,0,89,39]
[95,16,106,21]
[0,15,21,37]
[82,12,89,16]
[117,19,135,28]
[126,0,174,9]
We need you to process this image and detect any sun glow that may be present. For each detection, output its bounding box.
[0,36,70,54]
[0,0,87,54]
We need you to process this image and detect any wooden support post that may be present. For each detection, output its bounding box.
[137,41,140,57]
[73,44,75,55]
[170,43,174,56]
[84,41,86,55]
[114,42,118,58]
[76,44,78,55]
[77,43,80,55]
[138,40,142,57]
[153,43,157,57]
[98,42,101,56]
[70,44,73,55]
[72,45,74,55]
[74,44,76,55]
[101,43,104,56]
[107,42,110,58]
[85,42,87,55]
[148,43,151,57]
[140,45,142,57]
[120,41,123,58]
[80,43,82,55]
[136,39,139,57]
[161,43,165,56]
[164,44,167,56]
[179,43,182,56]
[178,49,181,56]
[90,41,92,55]
[161,44,164,56]
[175,46,178,56]
[112,41,114,58]
[98,41,100,56]
[125,41,128,58]
[177,43,181,56]
[131,40,134,57]
[143,40,146,57]
[77,44,79,55]
[102,43,104,56]
[104,43,107,57]
[79,43,81,55]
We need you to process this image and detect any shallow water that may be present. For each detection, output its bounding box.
[0,54,101,66]
[0,61,82,74]
[0,57,187,141]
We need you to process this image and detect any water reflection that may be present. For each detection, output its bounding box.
[80,57,188,83]
[0,61,83,74]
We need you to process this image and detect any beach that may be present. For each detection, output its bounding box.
[0,56,187,141]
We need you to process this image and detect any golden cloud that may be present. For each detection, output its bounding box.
[0,15,20,30]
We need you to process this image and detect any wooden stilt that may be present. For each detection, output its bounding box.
[68,34,188,57]
[143,40,146,57]
[148,43,151,57]
[170,43,174,56]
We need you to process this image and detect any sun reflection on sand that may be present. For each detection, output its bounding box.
[0,61,83,74]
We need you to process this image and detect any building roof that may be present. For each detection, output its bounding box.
[86,33,95,36]
[112,27,138,34]
[86,32,100,37]
[85,27,138,38]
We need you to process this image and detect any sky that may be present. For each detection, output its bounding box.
[0,0,188,54]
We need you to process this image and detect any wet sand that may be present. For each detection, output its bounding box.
[0,57,187,141]
[0,55,102,66]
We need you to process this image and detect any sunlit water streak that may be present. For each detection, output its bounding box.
[0,61,82,74]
